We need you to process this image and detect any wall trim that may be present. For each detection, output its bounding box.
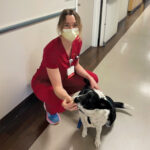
[0,8,75,34]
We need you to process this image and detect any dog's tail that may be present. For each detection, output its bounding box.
[114,102,134,110]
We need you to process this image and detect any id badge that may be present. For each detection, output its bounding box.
[67,66,75,79]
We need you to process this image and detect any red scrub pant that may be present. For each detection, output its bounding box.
[32,70,98,114]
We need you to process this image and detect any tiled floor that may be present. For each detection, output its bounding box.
[29,5,150,150]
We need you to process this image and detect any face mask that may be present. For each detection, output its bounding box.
[61,28,79,42]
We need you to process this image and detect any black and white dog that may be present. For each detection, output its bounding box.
[74,79,134,148]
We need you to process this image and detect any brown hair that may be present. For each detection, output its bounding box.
[57,9,82,35]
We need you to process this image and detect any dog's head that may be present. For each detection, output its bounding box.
[74,87,110,123]
[74,87,108,110]
[74,79,108,110]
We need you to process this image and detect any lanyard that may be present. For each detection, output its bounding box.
[69,55,79,66]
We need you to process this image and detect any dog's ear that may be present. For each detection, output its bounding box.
[79,81,91,95]
[105,96,115,107]
[84,78,90,87]
[79,88,87,95]
[79,79,91,94]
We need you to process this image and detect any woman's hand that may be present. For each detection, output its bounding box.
[89,77,100,90]
[62,96,78,111]
[74,63,100,90]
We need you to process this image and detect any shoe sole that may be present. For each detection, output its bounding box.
[46,112,61,125]
[44,103,61,125]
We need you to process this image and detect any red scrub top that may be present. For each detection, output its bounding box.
[32,36,82,84]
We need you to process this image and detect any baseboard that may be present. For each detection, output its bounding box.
[0,93,41,132]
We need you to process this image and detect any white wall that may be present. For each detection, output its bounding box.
[0,0,76,28]
[118,0,129,22]
[0,18,59,119]
[78,0,94,53]
[0,0,76,119]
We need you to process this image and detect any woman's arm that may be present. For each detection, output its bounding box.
[75,61,100,89]
[47,68,68,100]
[46,68,77,111]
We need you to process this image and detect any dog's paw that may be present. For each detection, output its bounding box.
[95,140,101,148]
[82,131,87,138]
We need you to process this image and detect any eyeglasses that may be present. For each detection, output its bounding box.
[64,23,78,28]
